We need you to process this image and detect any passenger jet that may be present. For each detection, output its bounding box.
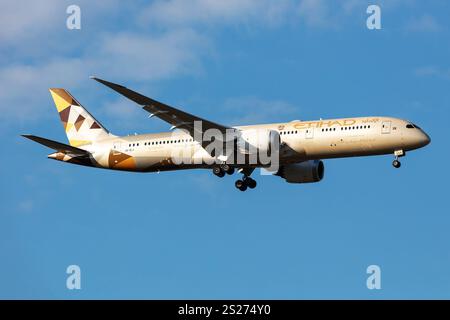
[23,77,431,191]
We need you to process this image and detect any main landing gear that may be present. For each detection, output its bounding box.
[212,165,257,191]
[392,150,405,169]
[212,163,235,177]
[235,176,257,192]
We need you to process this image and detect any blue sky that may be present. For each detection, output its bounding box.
[1,0,450,299]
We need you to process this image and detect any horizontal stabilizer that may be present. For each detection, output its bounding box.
[21,134,89,155]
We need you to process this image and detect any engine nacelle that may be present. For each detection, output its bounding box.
[276,160,325,183]
[237,129,280,155]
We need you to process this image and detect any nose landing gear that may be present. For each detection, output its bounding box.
[392,150,405,169]
[392,159,401,168]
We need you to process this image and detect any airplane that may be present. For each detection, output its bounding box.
[22,77,431,191]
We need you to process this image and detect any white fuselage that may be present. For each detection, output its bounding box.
[74,116,430,172]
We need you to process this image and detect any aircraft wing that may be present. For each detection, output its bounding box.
[91,77,230,140]
[22,134,90,155]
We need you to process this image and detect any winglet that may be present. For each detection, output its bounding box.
[91,77,151,105]
[91,77,128,90]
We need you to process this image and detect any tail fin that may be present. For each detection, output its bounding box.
[49,88,112,147]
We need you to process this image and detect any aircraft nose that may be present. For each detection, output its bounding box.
[418,131,431,147]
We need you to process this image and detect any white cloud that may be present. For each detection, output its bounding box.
[0,59,86,121]
[139,0,298,28]
[98,97,151,134]
[0,0,435,125]
[298,0,330,27]
[139,0,387,29]
[0,0,61,44]
[223,96,299,125]
[0,28,210,122]
[404,14,442,32]
[414,66,450,79]
[96,29,210,80]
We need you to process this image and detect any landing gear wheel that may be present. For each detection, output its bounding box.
[392,160,401,168]
[213,166,225,177]
[235,179,247,191]
[220,164,235,175]
[244,177,257,189]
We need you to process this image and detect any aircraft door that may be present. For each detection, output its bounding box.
[381,121,391,134]
[113,141,121,155]
[305,128,314,139]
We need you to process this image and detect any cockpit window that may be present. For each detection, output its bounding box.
[406,124,415,129]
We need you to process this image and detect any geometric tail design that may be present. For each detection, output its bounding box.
[49,88,112,147]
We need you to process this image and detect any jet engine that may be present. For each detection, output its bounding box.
[237,129,280,155]
[275,160,325,183]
